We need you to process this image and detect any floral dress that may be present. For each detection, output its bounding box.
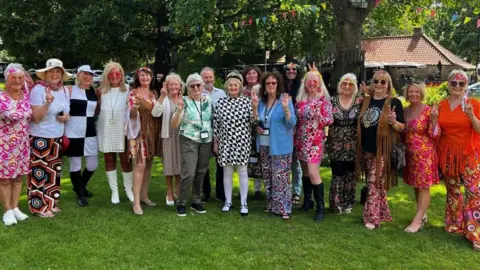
[327,95,363,211]
[403,106,440,188]
[0,89,32,179]
[294,96,333,164]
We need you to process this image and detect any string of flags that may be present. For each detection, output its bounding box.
[130,4,328,35]
[408,5,480,28]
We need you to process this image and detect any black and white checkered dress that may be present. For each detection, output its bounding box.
[213,96,254,166]
[65,86,98,157]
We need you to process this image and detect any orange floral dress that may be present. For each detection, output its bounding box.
[403,106,440,188]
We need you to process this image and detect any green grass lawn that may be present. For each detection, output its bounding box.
[1,157,478,269]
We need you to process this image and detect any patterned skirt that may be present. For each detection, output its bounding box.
[27,136,63,214]
[259,146,292,215]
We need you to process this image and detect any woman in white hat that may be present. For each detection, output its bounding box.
[96,61,133,204]
[28,58,72,218]
[65,65,98,207]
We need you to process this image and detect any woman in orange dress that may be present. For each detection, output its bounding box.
[402,82,440,233]
[437,70,480,251]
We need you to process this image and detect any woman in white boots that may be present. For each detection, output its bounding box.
[96,62,133,204]
[0,64,31,225]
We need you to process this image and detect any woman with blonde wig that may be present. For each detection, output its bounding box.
[295,71,333,221]
[356,70,404,230]
[96,61,133,204]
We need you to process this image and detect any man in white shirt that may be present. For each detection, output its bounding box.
[200,67,226,203]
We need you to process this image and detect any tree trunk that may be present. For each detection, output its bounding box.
[328,0,375,90]
[154,5,171,86]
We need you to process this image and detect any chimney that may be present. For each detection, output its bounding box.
[413,27,423,38]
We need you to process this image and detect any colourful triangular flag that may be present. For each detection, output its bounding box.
[374,0,381,7]
[255,18,260,25]
[321,2,327,10]
[248,18,253,25]
[451,14,459,22]
[262,16,267,23]
[282,12,287,19]
[241,20,245,26]
[270,14,277,23]
[474,7,480,15]
[234,22,239,28]
[430,9,436,17]
[290,10,296,17]
[477,18,480,28]
[465,17,471,24]
[416,7,423,14]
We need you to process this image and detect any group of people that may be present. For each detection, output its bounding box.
[1,57,479,251]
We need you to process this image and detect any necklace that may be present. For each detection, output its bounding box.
[109,88,120,125]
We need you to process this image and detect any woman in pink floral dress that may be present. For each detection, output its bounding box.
[402,82,440,233]
[0,64,31,226]
[294,71,333,222]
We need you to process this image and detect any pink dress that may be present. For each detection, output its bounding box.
[0,89,32,179]
[294,96,333,163]
[403,106,440,188]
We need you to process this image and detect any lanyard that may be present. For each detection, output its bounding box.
[192,97,203,122]
[264,100,276,123]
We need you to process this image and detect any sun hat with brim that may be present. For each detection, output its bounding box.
[77,65,95,75]
[35,58,73,81]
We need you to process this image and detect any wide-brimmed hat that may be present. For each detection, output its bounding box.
[35,58,72,81]
[77,65,95,75]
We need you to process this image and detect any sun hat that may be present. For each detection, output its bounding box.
[35,58,72,81]
[77,65,95,75]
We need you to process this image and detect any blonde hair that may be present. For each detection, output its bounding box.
[337,73,358,96]
[370,70,394,96]
[164,72,185,95]
[296,71,330,103]
[100,61,127,93]
[403,82,426,102]
[75,71,93,87]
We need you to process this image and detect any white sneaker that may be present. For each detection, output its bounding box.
[3,210,17,226]
[12,207,28,221]
[222,203,232,212]
[344,207,352,214]
[240,204,249,216]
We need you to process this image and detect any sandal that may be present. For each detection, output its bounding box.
[133,204,144,216]
[51,207,61,213]
[281,214,290,220]
[141,199,157,207]
[37,211,54,218]
[292,194,301,205]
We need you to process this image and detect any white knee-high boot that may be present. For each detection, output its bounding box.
[106,170,120,204]
[122,171,134,202]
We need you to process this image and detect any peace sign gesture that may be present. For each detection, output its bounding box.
[360,81,369,95]
[464,97,474,119]
[308,61,318,72]
[430,103,440,123]
[281,93,291,110]
[176,97,185,112]
[159,82,168,103]
[45,87,54,105]
[251,90,259,110]
[388,105,397,125]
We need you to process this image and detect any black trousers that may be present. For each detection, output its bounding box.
[202,158,225,201]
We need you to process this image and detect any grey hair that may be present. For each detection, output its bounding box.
[165,72,185,93]
[337,73,359,96]
[4,63,25,79]
[185,73,204,93]
[200,67,215,76]
[296,71,330,103]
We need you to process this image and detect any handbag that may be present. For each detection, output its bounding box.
[60,135,70,154]
[391,142,406,171]
[247,153,262,179]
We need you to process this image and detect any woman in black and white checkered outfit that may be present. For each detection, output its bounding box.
[65,65,98,207]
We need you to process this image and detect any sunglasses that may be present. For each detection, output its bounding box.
[341,81,356,87]
[373,79,387,85]
[108,72,122,78]
[266,81,277,86]
[189,83,202,89]
[449,81,466,87]
[286,67,297,72]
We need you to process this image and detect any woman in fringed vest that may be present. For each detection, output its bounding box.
[437,70,480,252]
[128,67,160,215]
[356,70,404,230]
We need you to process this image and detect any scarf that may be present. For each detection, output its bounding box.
[161,97,171,138]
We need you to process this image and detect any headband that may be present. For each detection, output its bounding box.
[303,70,323,81]
[137,67,152,75]
[283,62,300,71]
[5,67,24,80]
[452,72,468,82]
[226,72,244,84]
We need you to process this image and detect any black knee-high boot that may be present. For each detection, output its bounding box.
[81,169,95,198]
[312,182,325,222]
[70,171,88,207]
[301,177,314,211]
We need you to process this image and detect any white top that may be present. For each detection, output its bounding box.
[29,84,70,138]
[97,86,129,153]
